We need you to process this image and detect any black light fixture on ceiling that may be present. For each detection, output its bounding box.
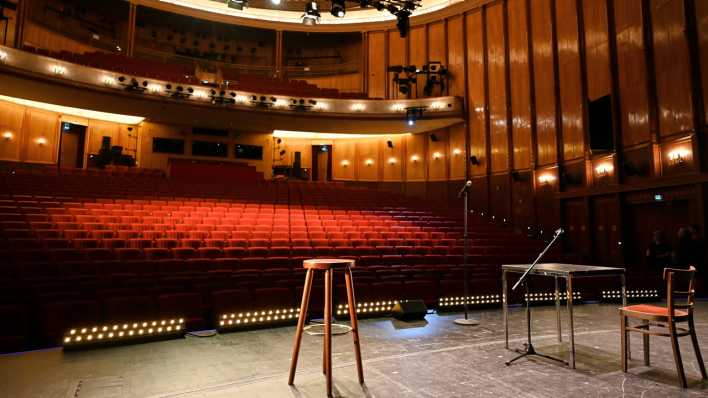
[331,0,346,18]
[227,0,247,10]
[302,1,321,25]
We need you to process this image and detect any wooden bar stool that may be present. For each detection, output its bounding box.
[288,258,364,397]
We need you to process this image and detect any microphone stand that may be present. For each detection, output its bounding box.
[454,181,479,326]
[505,229,565,366]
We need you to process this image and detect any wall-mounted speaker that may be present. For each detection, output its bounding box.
[470,155,480,165]
[430,134,439,142]
[387,140,393,148]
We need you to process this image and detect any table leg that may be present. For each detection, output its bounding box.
[555,276,562,343]
[566,275,575,369]
[503,270,508,350]
[621,274,630,360]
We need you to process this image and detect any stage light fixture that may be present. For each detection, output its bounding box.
[63,318,184,349]
[387,140,393,148]
[227,0,247,10]
[335,301,397,319]
[271,0,281,4]
[331,0,346,17]
[302,1,321,25]
[396,9,411,38]
[218,308,299,331]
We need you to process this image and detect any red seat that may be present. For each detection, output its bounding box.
[144,248,173,260]
[198,247,223,259]
[156,293,205,331]
[172,247,197,260]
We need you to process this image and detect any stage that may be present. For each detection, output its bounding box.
[1,302,707,397]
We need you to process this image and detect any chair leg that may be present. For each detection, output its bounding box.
[324,269,333,397]
[345,267,364,385]
[288,269,314,386]
[688,316,708,380]
[668,320,687,388]
[621,314,627,373]
[642,320,650,366]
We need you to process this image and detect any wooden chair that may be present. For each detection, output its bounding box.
[619,266,707,388]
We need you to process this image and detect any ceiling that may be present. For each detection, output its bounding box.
[211,0,365,13]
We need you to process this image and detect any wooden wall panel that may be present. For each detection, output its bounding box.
[87,121,120,155]
[470,176,489,212]
[428,22,446,64]
[449,123,466,180]
[651,0,694,136]
[382,135,404,181]
[303,73,362,93]
[490,174,511,222]
[387,31,407,99]
[24,109,58,163]
[446,16,466,97]
[592,195,622,265]
[511,173,535,230]
[405,132,427,181]
[487,3,510,172]
[508,0,533,170]
[0,102,25,161]
[367,31,386,99]
[614,0,652,147]
[562,198,591,258]
[583,0,611,100]
[332,139,357,180]
[532,0,558,165]
[698,0,708,125]
[466,11,488,176]
[556,0,585,161]
[356,138,380,181]
[23,22,98,54]
[428,130,449,181]
[409,26,427,98]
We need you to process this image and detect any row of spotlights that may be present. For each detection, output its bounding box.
[218,308,300,328]
[63,319,184,345]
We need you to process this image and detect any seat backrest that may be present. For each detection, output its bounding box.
[664,266,696,316]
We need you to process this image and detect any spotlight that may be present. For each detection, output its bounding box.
[303,1,321,25]
[396,10,411,38]
[228,0,247,10]
[331,0,346,17]
[406,107,425,126]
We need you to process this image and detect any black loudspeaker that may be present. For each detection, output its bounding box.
[387,140,393,148]
[430,133,439,142]
[392,300,427,321]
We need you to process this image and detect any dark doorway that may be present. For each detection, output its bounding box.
[58,122,87,169]
[311,145,332,181]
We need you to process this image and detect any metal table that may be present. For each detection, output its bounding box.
[502,263,626,369]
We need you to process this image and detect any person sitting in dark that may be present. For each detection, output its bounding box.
[673,227,698,268]
[646,230,672,273]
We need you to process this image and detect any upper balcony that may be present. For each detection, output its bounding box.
[0,45,464,133]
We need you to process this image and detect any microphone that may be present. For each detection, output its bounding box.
[554,228,564,236]
[457,180,472,198]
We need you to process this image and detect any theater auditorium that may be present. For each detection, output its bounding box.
[0,0,706,396]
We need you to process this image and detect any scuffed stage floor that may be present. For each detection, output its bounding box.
[1,302,707,397]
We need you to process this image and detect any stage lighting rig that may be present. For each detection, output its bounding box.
[405,106,425,126]
[250,95,277,108]
[422,61,448,96]
[227,0,247,10]
[289,98,318,112]
[302,1,321,25]
[331,0,346,17]
[210,89,237,105]
[164,84,194,99]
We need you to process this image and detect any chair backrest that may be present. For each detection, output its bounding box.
[664,266,696,316]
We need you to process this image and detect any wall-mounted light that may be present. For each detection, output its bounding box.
[453,148,462,156]
[313,102,329,111]
[595,163,614,177]
[0,50,7,62]
[430,101,445,110]
[433,152,442,160]
[35,136,48,146]
[148,84,162,93]
[351,103,366,112]
[102,76,116,86]
[410,154,420,162]
[388,157,397,165]
[51,65,67,75]
[2,131,13,141]
[668,148,690,165]
[390,103,405,112]
[538,173,556,185]
[340,160,350,167]
[365,159,374,166]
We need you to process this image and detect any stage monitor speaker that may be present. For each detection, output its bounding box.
[392,300,427,321]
